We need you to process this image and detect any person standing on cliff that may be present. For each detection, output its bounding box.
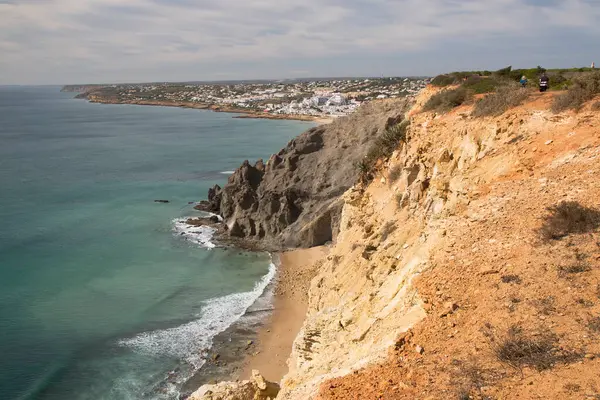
[539,73,549,92]
[520,75,528,88]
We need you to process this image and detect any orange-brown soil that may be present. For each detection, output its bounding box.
[317,94,600,400]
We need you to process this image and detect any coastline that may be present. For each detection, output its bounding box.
[178,246,328,397]
[82,97,334,124]
[240,246,329,382]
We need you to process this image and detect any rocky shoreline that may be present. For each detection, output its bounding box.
[191,98,414,252]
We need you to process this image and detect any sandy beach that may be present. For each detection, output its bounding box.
[240,246,329,382]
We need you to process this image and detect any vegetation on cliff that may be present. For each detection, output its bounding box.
[551,71,600,112]
[426,66,600,117]
[190,71,600,400]
[197,98,413,250]
[308,81,600,400]
[356,120,410,183]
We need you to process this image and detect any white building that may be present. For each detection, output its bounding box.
[326,93,346,106]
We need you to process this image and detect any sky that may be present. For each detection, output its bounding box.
[0,0,599,85]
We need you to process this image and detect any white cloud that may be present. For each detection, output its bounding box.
[0,0,599,84]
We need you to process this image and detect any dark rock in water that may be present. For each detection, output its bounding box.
[154,200,170,203]
[206,98,414,249]
[194,185,222,212]
[193,201,212,212]
[185,217,213,227]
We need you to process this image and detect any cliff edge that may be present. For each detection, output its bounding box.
[192,85,600,399]
[281,89,600,399]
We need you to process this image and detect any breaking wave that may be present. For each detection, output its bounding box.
[172,218,217,249]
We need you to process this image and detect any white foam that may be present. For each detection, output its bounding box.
[117,261,276,370]
[220,170,235,175]
[207,212,224,222]
[172,218,217,248]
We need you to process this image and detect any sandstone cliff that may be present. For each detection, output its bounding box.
[193,87,600,399]
[279,89,600,399]
[200,99,413,249]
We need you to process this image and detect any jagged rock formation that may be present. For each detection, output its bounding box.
[199,99,413,249]
[188,370,279,400]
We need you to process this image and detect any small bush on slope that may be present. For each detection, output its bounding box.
[430,74,459,87]
[461,75,509,94]
[552,71,600,113]
[483,324,581,371]
[472,84,530,117]
[538,201,600,241]
[422,87,471,113]
[357,120,410,182]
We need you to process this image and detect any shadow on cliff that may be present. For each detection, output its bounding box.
[195,98,414,250]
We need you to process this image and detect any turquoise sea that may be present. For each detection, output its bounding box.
[0,86,314,399]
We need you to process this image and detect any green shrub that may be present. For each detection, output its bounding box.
[431,74,459,87]
[552,71,600,112]
[472,84,530,117]
[494,66,513,77]
[462,76,510,94]
[550,74,567,85]
[422,87,471,113]
[358,121,410,182]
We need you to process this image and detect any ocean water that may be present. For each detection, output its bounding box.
[0,86,314,400]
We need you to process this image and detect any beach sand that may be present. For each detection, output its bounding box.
[240,246,329,382]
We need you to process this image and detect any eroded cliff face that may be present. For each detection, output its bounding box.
[200,99,413,250]
[278,89,600,399]
[190,87,600,399]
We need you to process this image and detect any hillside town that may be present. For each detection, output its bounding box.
[64,77,430,119]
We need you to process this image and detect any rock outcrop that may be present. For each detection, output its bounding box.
[199,99,414,249]
[188,370,279,400]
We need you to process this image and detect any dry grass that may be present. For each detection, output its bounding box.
[576,298,594,307]
[472,84,530,117]
[564,383,582,393]
[558,262,591,277]
[533,296,556,315]
[538,201,600,241]
[449,358,505,400]
[483,324,581,372]
[591,101,600,111]
[552,71,600,113]
[588,316,600,332]
[501,274,522,284]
